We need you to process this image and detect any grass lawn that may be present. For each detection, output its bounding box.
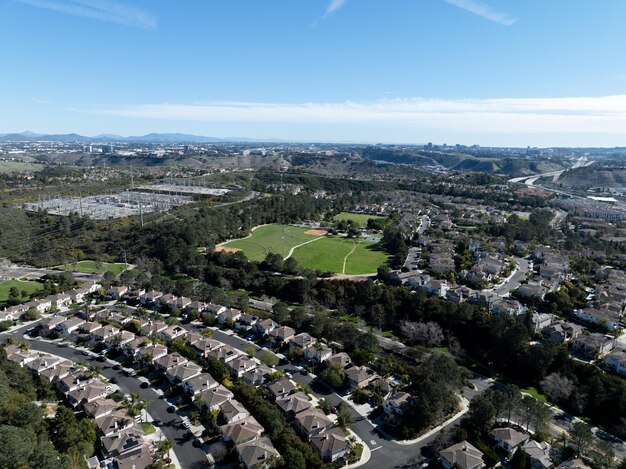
[223,224,389,274]
[141,422,156,435]
[0,279,44,302]
[0,161,44,174]
[222,224,321,261]
[60,260,127,276]
[333,212,386,228]
[521,387,548,403]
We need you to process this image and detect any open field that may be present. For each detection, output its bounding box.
[222,225,388,274]
[0,161,44,173]
[0,279,44,302]
[333,212,386,227]
[222,225,321,261]
[60,260,127,276]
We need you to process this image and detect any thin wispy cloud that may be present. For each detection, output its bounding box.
[12,0,157,29]
[443,0,517,26]
[323,0,346,18]
[80,95,626,136]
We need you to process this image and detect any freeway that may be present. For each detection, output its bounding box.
[4,324,210,469]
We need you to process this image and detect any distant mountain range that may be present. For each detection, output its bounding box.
[0,131,283,144]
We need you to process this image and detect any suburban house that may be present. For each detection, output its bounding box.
[227,356,258,378]
[574,308,621,330]
[558,460,592,469]
[84,398,121,420]
[218,308,242,324]
[165,361,203,383]
[267,377,296,400]
[92,325,119,342]
[219,399,250,424]
[304,343,333,363]
[294,408,334,439]
[289,332,317,350]
[489,427,529,453]
[101,428,145,460]
[55,317,86,336]
[139,320,167,337]
[542,322,583,344]
[95,410,134,437]
[236,437,280,469]
[159,325,187,342]
[269,325,296,345]
[242,365,273,387]
[605,348,626,376]
[154,352,188,372]
[310,427,350,463]
[346,365,379,389]
[140,290,163,306]
[68,381,108,409]
[183,373,219,397]
[440,441,485,469]
[199,384,235,411]
[383,391,412,426]
[253,318,278,336]
[275,392,312,420]
[106,286,129,300]
[136,343,168,363]
[522,440,553,469]
[328,352,352,368]
[219,416,264,445]
[571,333,615,358]
[193,338,225,358]
[207,344,242,364]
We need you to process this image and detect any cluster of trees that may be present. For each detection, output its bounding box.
[0,345,96,468]
[485,210,554,243]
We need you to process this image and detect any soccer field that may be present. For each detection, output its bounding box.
[60,260,127,276]
[221,225,389,274]
[333,212,386,228]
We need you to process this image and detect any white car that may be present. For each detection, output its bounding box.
[182,419,191,429]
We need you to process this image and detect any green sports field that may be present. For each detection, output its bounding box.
[221,224,388,274]
[333,212,386,228]
[0,280,44,302]
[60,260,127,276]
[0,161,44,174]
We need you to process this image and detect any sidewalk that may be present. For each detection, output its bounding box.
[345,427,372,469]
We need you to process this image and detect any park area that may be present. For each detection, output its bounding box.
[333,211,386,228]
[0,279,44,303]
[59,260,127,276]
[218,224,388,275]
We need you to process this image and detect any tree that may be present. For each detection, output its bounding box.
[258,350,279,367]
[30,441,69,469]
[400,321,444,347]
[336,403,354,430]
[593,440,616,469]
[7,286,21,306]
[569,421,594,456]
[318,399,334,415]
[510,447,527,469]
[0,424,34,467]
[245,345,256,357]
[156,439,173,461]
[320,364,345,390]
[540,373,575,403]
[22,308,41,321]
[272,302,290,324]
[465,395,496,435]
[282,447,307,469]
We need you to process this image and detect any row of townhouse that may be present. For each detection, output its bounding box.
[0,281,100,321]
[3,343,153,469]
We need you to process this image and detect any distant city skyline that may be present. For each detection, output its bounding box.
[3,0,626,147]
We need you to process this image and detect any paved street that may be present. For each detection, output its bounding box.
[5,324,209,469]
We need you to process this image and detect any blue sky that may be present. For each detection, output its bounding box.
[2,0,626,146]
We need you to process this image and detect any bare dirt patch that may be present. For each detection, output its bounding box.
[304,229,328,236]
[215,246,242,253]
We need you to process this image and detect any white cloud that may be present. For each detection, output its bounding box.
[79,95,626,137]
[443,0,517,26]
[323,0,346,18]
[13,0,157,29]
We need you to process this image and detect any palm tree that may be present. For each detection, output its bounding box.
[124,392,147,418]
[156,439,173,462]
